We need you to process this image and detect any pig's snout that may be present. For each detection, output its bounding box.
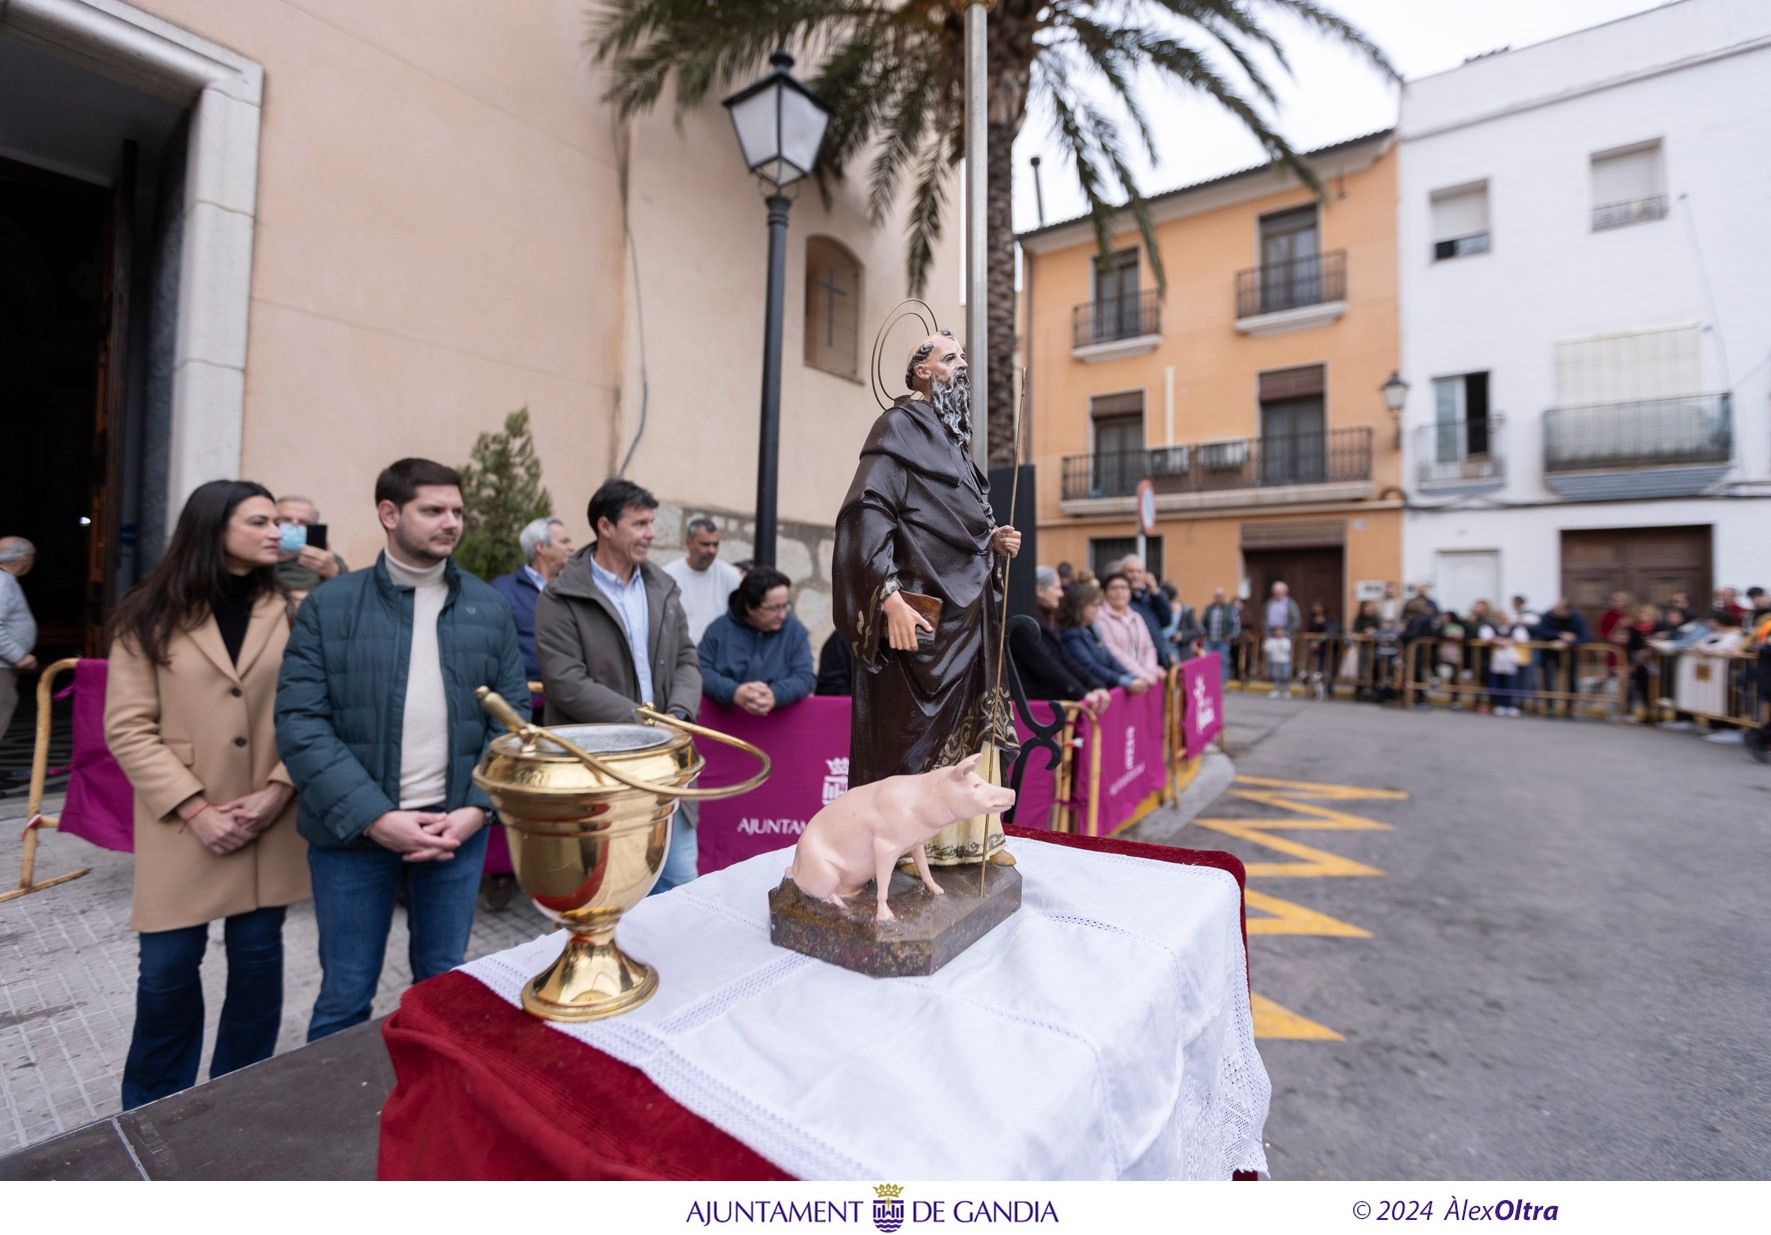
[949,782,1014,816]
[979,785,1016,813]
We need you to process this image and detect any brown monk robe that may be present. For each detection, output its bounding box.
[832,331,1019,865]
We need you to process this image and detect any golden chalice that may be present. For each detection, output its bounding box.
[473,689,770,1022]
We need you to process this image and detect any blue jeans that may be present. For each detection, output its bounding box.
[121,905,286,1110]
[1488,670,1518,709]
[1204,639,1233,677]
[651,804,698,895]
[305,821,489,1042]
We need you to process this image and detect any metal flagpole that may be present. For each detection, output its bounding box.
[963,0,990,471]
[983,371,1027,896]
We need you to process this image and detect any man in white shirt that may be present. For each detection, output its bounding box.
[0,537,39,785]
[664,517,742,642]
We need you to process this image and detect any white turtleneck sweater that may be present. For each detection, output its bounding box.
[385,550,450,809]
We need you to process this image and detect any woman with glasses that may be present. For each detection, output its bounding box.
[696,566,815,717]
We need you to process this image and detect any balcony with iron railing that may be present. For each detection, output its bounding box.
[1233,250,1347,335]
[1542,394,1733,500]
[1593,195,1668,231]
[1061,427,1373,511]
[1416,415,1506,492]
[1432,232,1490,261]
[1070,289,1162,362]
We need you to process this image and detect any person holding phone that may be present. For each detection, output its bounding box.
[274,495,348,593]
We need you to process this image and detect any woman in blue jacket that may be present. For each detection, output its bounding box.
[1058,579,1147,695]
[697,567,816,715]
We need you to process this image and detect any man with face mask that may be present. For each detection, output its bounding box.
[275,457,529,1041]
[832,331,1022,868]
[272,496,348,594]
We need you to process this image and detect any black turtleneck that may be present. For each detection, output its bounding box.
[213,572,259,665]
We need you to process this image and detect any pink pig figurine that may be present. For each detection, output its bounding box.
[784,752,1017,922]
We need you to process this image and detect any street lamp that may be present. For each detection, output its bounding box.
[1381,371,1410,449]
[723,52,833,569]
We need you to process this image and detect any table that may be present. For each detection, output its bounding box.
[378,826,1258,1181]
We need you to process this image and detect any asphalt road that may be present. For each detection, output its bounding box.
[1150,694,1771,1180]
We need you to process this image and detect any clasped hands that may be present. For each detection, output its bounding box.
[366,807,487,863]
[733,681,777,716]
[178,783,296,857]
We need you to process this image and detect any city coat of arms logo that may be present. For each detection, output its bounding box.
[822,756,851,805]
[871,1183,905,1233]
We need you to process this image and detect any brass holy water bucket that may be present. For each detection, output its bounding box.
[472,689,770,1022]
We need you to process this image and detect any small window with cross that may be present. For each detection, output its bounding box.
[805,236,863,380]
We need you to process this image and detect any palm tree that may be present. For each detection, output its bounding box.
[590,1,1395,466]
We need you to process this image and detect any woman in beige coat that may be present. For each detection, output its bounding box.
[105,479,310,1109]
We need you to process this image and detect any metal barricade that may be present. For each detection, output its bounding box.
[1221,632,1385,701]
[2,658,92,904]
[1650,646,1765,730]
[1403,639,1629,718]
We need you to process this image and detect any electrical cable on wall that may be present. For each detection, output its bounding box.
[1676,191,1730,388]
[614,119,649,478]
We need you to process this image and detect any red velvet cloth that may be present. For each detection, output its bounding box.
[378,827,1249,1181]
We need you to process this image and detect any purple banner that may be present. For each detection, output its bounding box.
[1008,700,1064,833]
[1074,685,1169,837]
[695,695,1067,875]
[1180,654,1225,758]
[695,697,853,876]
[56,660,135,853]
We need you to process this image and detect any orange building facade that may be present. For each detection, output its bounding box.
[1018,131,1401,623]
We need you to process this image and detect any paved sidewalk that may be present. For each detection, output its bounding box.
[0,791,552,1154]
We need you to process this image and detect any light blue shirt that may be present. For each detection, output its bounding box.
[588,556,654,707]
[0,571,36,666]
[522,564,547,592]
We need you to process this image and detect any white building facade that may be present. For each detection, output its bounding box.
[1397,0,1771,621]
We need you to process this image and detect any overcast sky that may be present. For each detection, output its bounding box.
[1013,0,1671,232]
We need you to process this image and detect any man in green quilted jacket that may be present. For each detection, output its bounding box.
[275,457,529,1042]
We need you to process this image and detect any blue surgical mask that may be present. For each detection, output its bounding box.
[278,522,308,554]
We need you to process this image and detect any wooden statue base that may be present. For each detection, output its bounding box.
[768,862,1022,978]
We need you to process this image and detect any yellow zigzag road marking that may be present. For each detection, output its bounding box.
[1244,888,1371,937]
[1223,791,1396,831]
[1250,993,1344,1041]
[1233,774,1408,801]
[1224,778,1407,1038]
[1193,819,1385,877]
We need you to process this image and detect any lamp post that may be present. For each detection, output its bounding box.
[723,52,833,568]
[1381,371,1410,450]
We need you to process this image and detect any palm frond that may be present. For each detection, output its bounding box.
[1253,0,1399,80]
[902,139,950,297]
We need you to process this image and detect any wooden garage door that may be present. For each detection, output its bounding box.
[1561,525,1711,625]
[1244,547,1346,624]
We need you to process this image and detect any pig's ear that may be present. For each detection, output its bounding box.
[955,753,982,776]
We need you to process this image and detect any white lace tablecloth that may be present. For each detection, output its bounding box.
[458,839,1270,1180]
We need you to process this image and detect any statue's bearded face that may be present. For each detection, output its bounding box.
[929,369,973,448]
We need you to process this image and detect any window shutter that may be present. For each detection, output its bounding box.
[1430,183,1489,241]
[1089,390,1145,418]
[1258,365,1325,402]
[1591,144,1659,205]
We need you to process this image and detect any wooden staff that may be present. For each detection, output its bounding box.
[983,369,1029,895]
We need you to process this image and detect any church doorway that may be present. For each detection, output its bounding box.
[0,153,128,657]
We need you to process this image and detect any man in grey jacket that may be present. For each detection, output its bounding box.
[535,478,703,890]
[0,537,39,782]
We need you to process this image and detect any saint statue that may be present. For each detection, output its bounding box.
[832,331,1021,866]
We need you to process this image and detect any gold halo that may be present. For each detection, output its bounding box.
[869,299,942,410]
